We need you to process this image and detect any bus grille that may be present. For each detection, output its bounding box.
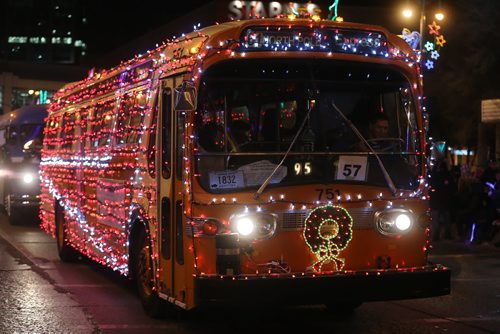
[186,208,375,236]
[279,208,374,230]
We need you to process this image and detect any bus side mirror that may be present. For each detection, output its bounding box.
[174,83,197,111]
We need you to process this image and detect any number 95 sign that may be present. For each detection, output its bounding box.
[336,155,368,181]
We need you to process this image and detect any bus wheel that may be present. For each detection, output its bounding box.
[55,201,80,262]
[133,228,166,318]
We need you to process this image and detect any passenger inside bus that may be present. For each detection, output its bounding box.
[228,120,252,152]
[198,121,224,152]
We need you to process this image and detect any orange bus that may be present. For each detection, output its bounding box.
[40,18,450,316]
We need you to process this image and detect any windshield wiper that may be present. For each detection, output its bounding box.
[331,101,397,196]
[254,103,314,199]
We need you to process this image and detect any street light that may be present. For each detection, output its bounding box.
[402,0,445,50]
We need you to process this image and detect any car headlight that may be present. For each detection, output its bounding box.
[22,172,35,184]
[375,208,414,236]
[230,212,277,240]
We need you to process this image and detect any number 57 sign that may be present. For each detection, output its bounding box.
[336,155,368,181]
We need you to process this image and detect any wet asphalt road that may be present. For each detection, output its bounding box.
[0,214,499,334]
[0,235,97,333]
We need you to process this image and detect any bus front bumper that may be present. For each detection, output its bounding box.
[195,264,450,305]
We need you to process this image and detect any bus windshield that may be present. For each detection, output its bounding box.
[194,59,422,193]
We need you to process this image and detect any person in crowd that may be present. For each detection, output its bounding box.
[467,167,495,244]
[455,166,478,241]
[429,159,455,241]
[480,159,498,186]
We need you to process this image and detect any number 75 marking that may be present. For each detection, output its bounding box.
[315,188,341,201]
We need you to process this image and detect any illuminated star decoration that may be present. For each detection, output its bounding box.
[424,21,446,70]
[303,205,353,272]
[424,41,435,52]
[425,59,434,70]
[428,21,441,36]
[328,0,340,21]
[435,35,446,47]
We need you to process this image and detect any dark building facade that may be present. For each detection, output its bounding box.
[0,0,89,114]
[1,0,88,64]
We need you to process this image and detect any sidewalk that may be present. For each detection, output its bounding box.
[429,238,500,256]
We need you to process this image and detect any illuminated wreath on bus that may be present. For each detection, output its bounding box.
[303,205,353,272]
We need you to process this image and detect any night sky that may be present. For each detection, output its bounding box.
[84,0,390,56]
[81,0,500,149]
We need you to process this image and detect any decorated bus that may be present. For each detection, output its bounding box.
[39,18,450,316]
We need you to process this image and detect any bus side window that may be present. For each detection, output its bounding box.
[126,91,147,145]
[60,112,77,151]
[162,88,172,179]
[176,112,184,181]
[116,94,133,146]
[92,99,115,148]
[99,113,115,147]
[91,102,104,148]
[76,109,88,153]
[147,103,158,178]
[116,90,147,147]
[45,116,61,151]
[84,107,95,152]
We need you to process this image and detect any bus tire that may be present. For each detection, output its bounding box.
[55,201,80,262]
[132,227,166,318]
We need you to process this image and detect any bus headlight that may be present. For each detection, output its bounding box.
[22,172,35,184]
[230,213,277,240]
[235,217,254,236]
[375,208,414,236]
[395,213,411,231]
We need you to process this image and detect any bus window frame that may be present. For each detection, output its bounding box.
[45,114,62,152]
[89,97,117,150]
[60,111,77,151]
[162,87,172,179]
[115,87,148,149]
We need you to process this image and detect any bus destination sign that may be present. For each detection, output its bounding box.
[239,26,389,57]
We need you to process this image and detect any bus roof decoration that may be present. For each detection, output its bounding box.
[400,28,421,50]
[327,0,340,21]
[239,25,390,57]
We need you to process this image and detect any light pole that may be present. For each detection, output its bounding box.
[402,0,445,51]
[419,0,426,50]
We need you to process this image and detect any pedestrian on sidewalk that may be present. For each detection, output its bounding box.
[429,159,454,241]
